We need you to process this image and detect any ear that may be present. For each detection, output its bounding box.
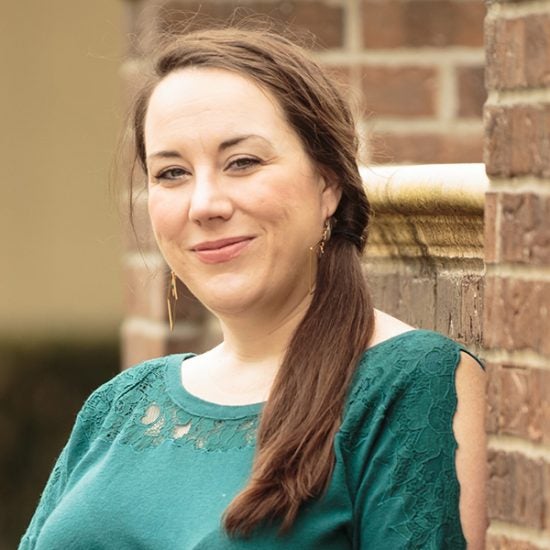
[320,174,343,218]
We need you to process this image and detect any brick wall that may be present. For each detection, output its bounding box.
[484,1,550,548]
[124,0,486,165]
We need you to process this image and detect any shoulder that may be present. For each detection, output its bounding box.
[84,356,170,406]
[76,355,179,438]
[342,326,483,437]
[356,327,473,390]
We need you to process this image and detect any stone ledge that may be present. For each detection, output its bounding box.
[361,163,488,259]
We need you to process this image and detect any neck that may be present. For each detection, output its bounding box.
[214,289,312,371]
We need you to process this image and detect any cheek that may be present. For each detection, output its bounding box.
[147,191,187,241]
[271,185,323,227]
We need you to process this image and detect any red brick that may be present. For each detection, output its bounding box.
[460,274,484,345]
[488,449,545,529]
[500,194,550,266]
[457,65,486,118]
[544,461,550,531]
[124,258,209,324]
[123,256,167,322]
[322,65,357,108]
[486,14,550,91]
[362,0,485,49]
[485,16,526,92]
[525,15,550,89]
[485,192,499,264]
[485,192,550,266]
[496,364,548,443]
[484,104,550,179]
[166,320,222,356]
[122,192,159,253]
[486,534,543,550]
[485,362,550,444]
[323,65,352,90]
[434,275,462,337]
[535,369,550,447]
[433,273,484,344]
[361,66,437,117]
[121,302,217,369]
[484,277,550,357]
[365,270,401,316]
[486,362,500,435]
[370,131,483,164]
[145,0,345,50]
[122,321,168,369]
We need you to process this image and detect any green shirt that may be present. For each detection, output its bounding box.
[20,330,480,549]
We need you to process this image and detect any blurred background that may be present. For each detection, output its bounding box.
[0,1,123,546]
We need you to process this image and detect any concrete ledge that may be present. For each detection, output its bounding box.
[361,163,488,259]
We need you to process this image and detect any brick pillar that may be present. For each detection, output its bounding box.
[484,2,550,548]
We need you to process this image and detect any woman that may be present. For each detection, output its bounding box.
[20,27,486,549]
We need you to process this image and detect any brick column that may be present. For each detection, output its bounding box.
[484,2,550,548]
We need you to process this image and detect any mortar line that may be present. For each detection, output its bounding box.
[438,62,457,122]
[488,435,550,462]
[317,49,485,65]
[124,251,166,269]
[487,89,550,107]
[485,263,550,281]
[483,349,550,371]
[486,0,550,20]
[488,521,550,549]
[487,177,550,193]
[364,118,482,133]
[122,316,205,339]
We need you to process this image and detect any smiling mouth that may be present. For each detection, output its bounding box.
[192,237,254,264]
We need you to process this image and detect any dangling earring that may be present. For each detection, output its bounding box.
[308,244,315,295]
[318,218,332,258]
[167,270,178,331]
[309,218,332,295]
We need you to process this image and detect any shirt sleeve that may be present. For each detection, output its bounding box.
[19,441,72,549]
[342,335,480,549]
[18,370,120,549]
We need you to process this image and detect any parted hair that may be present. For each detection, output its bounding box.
[131,25,375,536]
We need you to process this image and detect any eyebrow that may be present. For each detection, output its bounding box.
[219,134,271,151]
[147,134,272,162]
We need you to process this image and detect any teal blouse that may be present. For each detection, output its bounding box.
[20,330,481,549]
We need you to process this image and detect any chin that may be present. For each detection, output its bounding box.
[188,276,265,317]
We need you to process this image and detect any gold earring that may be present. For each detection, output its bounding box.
[309,245,315,295]
[167,270,178,331]
[309,218,332,295]
[318,218,332,257]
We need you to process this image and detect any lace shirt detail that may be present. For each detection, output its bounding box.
[85,358,260,452]
[20,330,481,550]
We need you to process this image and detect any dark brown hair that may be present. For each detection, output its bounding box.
[131,26,374,536]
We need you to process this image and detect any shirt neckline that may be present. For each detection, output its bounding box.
[165,329,440,418]
[165,353,264,419]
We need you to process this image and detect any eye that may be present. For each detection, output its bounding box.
[151,167,189,185]
[226,156,261,172]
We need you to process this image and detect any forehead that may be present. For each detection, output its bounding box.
[144,67,289,142]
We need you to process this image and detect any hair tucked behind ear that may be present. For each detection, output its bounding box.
[131,25,374,536]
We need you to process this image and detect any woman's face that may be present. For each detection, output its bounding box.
[144,67,341,319]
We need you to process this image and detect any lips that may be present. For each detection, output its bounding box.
[192,236,254,264]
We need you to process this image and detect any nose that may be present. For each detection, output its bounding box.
[188,169,233,225]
